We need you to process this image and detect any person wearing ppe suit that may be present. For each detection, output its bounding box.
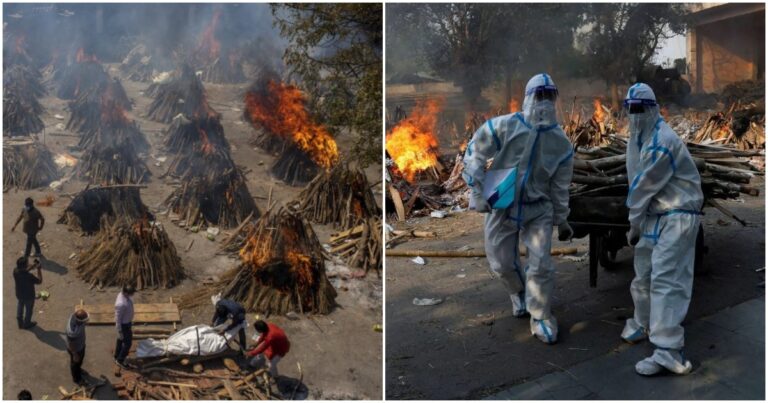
[620,83,703,376]
[462,73,574,344]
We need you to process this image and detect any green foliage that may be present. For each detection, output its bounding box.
[271,4,382,168]
[578,3,688,86]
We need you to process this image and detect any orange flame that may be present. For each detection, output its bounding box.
[244,80,339,169]
[76,48,99,63]
[198,127,215,154]
[508,98,520,113]
[459,139,469,152]
[385,99,442,182]
[197,10,221,61]
[100,100,129,126]
[593,98,605,124]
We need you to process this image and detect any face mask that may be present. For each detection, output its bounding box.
[24,205,31,211]
[629,112,654,137]
[252,332,262,341]
[531,100,557,127]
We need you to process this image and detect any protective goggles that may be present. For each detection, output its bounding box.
[622,98,657,114]
[526,85,558,102]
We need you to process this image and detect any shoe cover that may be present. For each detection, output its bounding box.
[635,356,664,376]
[530,317,557,344]
[621,319,648,344]
[652,348,692,375]
[510,292,527,317]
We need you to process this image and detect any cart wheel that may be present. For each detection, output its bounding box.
[598,235,620,270]
[694,223,708,276]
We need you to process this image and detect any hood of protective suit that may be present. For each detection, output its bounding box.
[625,83,660,139]
[522,73,559,128]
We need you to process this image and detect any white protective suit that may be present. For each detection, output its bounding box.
[462,73,574,344]
[620,83,703,375]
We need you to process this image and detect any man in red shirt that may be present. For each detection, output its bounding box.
[246,320,290,377]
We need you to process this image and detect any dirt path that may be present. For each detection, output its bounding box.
[3,66,383,400]
[385,182,764,399]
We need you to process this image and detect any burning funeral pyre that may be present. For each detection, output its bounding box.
[163,111,229,155]
[193,10,246,84]
[55,48,111,100]
[147,64,216,123]
[294,163,380,229]
[163,140,258,229]
[74,218,184,289]
[3,138,60,191]
[244,76,339,186]
[67,78,134,139]
[386,99,443,183]
[119,43,175,83]
[181,207,336,315]
[76,100,150,185]
[564,98,617,148]
[58,186,152,234]
[3,65,46,137]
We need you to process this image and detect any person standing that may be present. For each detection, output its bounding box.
[246,320,290,377]
[621,83,703,376]
[11,197,45,258]
[114,285,135,368]
[66,309,89,385]
[461,73,574,344]
[13,257,42,329]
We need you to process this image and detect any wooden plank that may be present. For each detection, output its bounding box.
[84,312,180,325]
[76,303,179,314]
[223,380,244,400]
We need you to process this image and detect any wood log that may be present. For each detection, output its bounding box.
[387,247,579,258]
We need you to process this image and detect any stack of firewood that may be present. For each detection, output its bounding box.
[182,207,336,315]
[58,185,152,234]
[74,218,184,289]
[163,144,258,229]
[294,164,380,229]
[163,114,229,156]
[691,101,765,150]
[564,98,616,148]
[147,64,216,123]
[3,64,46,137]
[571,135,761,200]
[76,99,150,185]
[115,367,281,400]
[328,217,382,274]
[3,139,59,191]
[55,55,110,100]
[119,43,153,82]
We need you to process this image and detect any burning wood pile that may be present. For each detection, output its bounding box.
[3,138,60,191]
[244,75,340,186]
[193,10,246,84]
[385,99,453,219]
[328,217,382,274]
[564,98,618,147]
[294,164,380,229]
[3,64,46,137]
[55,48,111,100]
[119,43,174,83]
[76,101,150,185]
[147,64,216,123]
[67,78,134,139]
[570,135,761,202]
[163,139,258,229]
[687,102,765,151]
[74,218,184,289]
[115,367,281,400]
[163,113,229,155]
[57,185,152,234]
[181,207,336,315]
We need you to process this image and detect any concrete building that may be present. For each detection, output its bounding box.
[687,3,765,93]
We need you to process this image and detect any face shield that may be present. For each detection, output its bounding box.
[524,83,559,128]
[622,98,658,135]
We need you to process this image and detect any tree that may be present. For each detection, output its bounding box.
[578,3,688,109]
[387,4,587,110]
[271,4,382,168]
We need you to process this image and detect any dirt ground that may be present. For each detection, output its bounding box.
[385,174,765,398]
[3,65,383,400]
